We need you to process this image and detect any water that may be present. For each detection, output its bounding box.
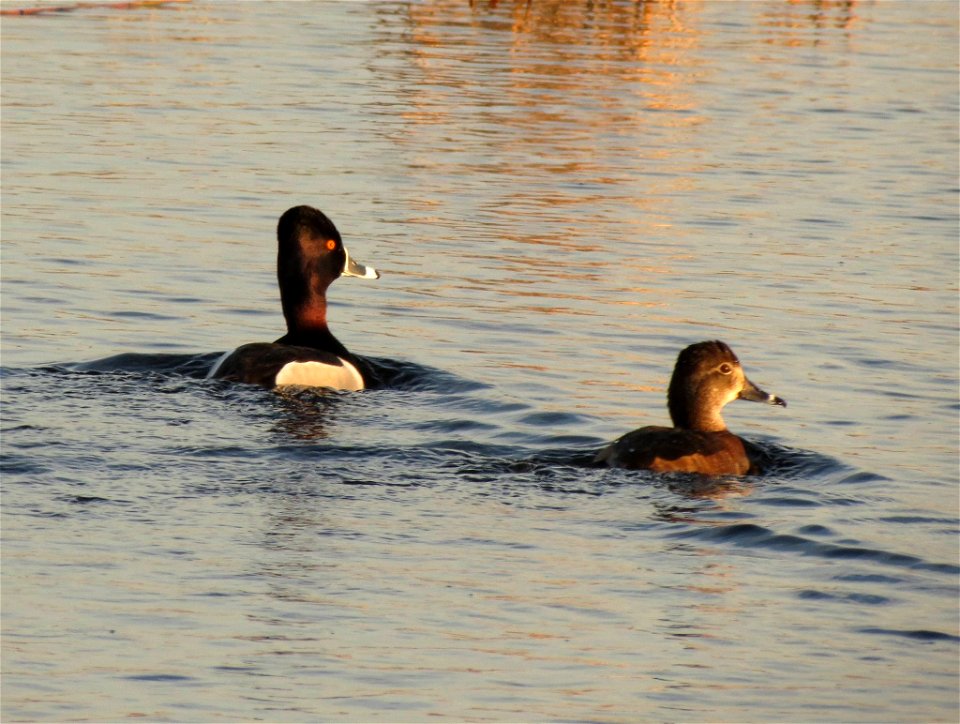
[2,1,957,721]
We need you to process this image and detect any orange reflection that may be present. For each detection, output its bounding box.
[386,0,706,253]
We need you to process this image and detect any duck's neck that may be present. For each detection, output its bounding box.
[290,297,328,331]
[668,391,728,432]
[279,295,350,359]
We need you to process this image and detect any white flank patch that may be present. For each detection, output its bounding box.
[275,358,364,391]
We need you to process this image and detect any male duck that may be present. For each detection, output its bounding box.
[595,340,786,476]
[209,205,380,390]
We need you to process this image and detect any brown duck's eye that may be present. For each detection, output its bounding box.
[719,363,733,374]
[325,239,337,251]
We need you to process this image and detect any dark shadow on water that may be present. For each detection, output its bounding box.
[665,520,960,576]
[64,351,223,378]
[30,351,477,394]
[5,352,870,508]
[361,354,488,394]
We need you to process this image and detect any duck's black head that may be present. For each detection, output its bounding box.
[275,205,378,333]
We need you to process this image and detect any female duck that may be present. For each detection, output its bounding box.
[595,340,786,476]
[209,205,379,390]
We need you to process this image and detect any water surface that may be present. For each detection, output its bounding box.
[2,1,958,721]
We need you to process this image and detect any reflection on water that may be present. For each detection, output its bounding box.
[391,0,707,236]
[2,0,958,722]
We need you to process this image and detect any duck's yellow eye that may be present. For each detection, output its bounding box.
[326,240,337,251]
[719,363,733,374]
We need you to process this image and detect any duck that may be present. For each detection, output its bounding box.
[594,340,786,476]
[208,205,380,390]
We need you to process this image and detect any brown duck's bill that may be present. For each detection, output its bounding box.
[739,377,787,407]
[342,247,380,280]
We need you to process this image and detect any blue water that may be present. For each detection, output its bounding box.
[2,1,958,721]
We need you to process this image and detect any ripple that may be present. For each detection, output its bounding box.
[364,355,484,393]
[667,523,959,574]
[797,589,892,606]
[757,495,823,508]
[857,628,960,643]
[122,674,196,682]
[66,352,222,378]
[837,471,893,485]
[832,572,905,584]
[59,495,117,505]
[750,441,848,480]
[516,410,589,427]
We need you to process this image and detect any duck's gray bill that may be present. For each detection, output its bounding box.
[739,378,787,408]
[342,248,380,280]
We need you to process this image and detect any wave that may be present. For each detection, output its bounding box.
[667,522,959,575]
